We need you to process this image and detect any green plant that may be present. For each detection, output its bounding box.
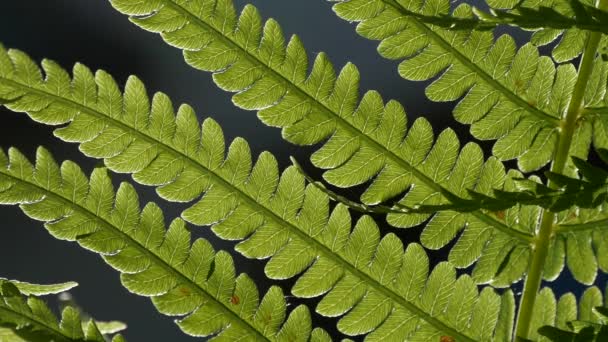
[1,0,608,340]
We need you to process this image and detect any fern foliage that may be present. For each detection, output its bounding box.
[1,0,607,333]
[0,0,607,340]
[0,279,125,342]
[0,146,330,341]
[105,0,608,287]
[540,327,607,341]
[0,46,521,340]
[103,0,559,288]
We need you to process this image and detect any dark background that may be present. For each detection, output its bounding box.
[0,1,600,341]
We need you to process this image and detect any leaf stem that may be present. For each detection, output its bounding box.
[514,0,608,338]
[514,211,553,341]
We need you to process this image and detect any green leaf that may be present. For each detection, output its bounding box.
[565,231,598,284]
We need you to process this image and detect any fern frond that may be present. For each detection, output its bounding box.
[101,1,539,282]
[327,0,581,169]
[530,285,608,341]
[293,154,600,214]
[0,147,328,341]
[0,49,515,339]
[0,279,125,342]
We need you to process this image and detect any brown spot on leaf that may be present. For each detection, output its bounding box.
[494,210,505,220]
[230,295,240,305]
[440,336,456,342]
[178,286,191,296]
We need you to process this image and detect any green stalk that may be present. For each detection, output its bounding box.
[514,210,554,341]
[514,1,608,339]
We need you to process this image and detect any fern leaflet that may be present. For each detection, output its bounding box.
[588,58,608,153]
[0,279,77,297]
[0,146,329,341]
[0,48,515,339]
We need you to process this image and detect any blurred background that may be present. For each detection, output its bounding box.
[0,1,601,341]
